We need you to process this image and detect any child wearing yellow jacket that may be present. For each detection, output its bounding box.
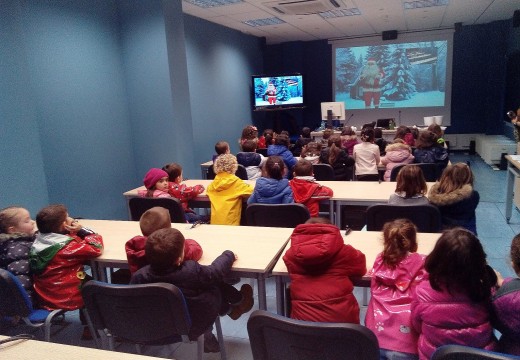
[207,154,254,225]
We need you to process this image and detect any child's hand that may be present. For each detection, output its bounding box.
[494,269,504,287]
[65,220,82,233]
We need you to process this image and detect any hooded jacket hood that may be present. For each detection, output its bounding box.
[290,178,320,203]
[236,152,262,167]
[428,183,474,206]
[207,172,241,193]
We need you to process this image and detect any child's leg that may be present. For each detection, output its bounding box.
[219,283,243,305]
[220,283,254,320]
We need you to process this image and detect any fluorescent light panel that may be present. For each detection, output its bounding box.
[243,17,286,27]
[319,8,361,19]
[404,0,449,10]
[184,0,243,8]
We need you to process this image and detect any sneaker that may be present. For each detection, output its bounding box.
[228,284,254,320]
[203,331,220,353]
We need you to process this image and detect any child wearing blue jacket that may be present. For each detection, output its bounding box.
[247,156,294,204]
[267,133,297,177]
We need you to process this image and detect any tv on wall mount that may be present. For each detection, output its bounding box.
[252,73,304,111]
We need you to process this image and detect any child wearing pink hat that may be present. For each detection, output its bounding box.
[138,168,172,198]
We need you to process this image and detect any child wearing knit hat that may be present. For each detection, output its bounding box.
[137,168,172,198]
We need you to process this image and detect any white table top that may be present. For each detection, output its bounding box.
[82,219,293,274]
[272,230,440,279]
[0,336,160,360]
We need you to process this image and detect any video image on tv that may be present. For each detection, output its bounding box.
[335,41,447,110]
[253,75,303,108]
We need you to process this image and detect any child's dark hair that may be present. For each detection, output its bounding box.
[275,133,290,147]
[395,165,427,198]
[263,156,285,180]
[326,135,343,165]
[394,125,410,140]
[427,124,443,139]
[215,141,229,155]
[301,127,311,138]
[425,227,497,302]
[146,228,185,272]
[0,206,24,233]
[241,139,257,152]
[140,207,171,237]
[382,219,418,268]
[322,128,333,140]
[341,126,355,136]
[374,127,383,139]
[241,125,258,140]
[36,204,67,233]
[305,217,332,225]
[293,158,313,177]
[415,130,437,149]
[511,233,520,275]
[301,141,321,158]
[162,163,182,182]
[360,127,375,142]
[263,129,274,146]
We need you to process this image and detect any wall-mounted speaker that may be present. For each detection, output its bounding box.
[513,10,520,28]
[382,30,397,41]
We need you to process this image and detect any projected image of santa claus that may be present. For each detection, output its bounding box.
[359,58,385,109]
[264,83,277,105]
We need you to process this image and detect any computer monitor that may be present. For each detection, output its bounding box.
[376,118,394,129]
[321,102,346,121]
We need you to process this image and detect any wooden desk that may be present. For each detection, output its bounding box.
[82,219,293,311]
[271,230,440,315]
[0,336,160,360]
[505,155,520,223]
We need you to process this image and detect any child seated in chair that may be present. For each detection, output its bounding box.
[125,207,203,274]
[207,154,254,225]
[137,168,172,198]
[289,159,333,217]
[283,217,366,323]
[0,206,37,302]
[130,228,254,352]
[236,139,266,180]
[213,141,230,162]
[162,162,208,224]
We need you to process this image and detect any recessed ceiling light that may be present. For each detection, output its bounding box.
[184,0,243,8]
[318,8,361,19]
[243,17,286,27]
[404,0,448,10]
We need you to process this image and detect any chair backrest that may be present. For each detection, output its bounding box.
[431,344,520,360]
[366,204,441,233]
[247,310,379,360]
[82,280,191,345]
[207,164,248,180]
[128,197,185,223]
[257,148,268,156]
[236,164,249,180]
[0,269,32,317]
[415,162,442,181]
[312,164,335,181]
[389,164,407,181]
[246,203,310,228]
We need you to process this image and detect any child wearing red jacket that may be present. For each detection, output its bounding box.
[162,162,208,224]
[289,159,333,217]
[30,204,103,311]
[125,206,202,274]
[283,218,366,323]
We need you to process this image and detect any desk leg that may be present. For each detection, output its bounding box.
[335,201,342,227]
[257,276,267,310]
[275,276,285,316]
[506,163,516,223]
[329,200,334,224]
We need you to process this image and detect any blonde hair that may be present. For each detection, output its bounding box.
[0,206,24,233]
[436,162,473,194]
[214,153,238,174]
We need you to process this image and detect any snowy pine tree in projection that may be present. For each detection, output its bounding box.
[366,46,391,72]
[383,47,416,101]
[255,80,267,100]
[277,78,291,102]
[336,48,358,93]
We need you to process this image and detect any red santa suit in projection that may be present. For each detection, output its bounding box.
[264,83,277,105]
[360,59,384,108]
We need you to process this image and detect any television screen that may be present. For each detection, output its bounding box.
[252,74,304,111]
[321,102,346,120]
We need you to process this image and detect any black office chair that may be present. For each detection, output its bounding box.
[415,163,442,181]
[0,269,66,342]
[389,164,407,181]
[207,164,248,180]
[246,203,310,228]
[82,280,226,359]
[431,344,520,360]
[129,197,186,223]
[257,148,268,156]
[247,310,379,360]
[366,204,441,233]
[312,163,335,181]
